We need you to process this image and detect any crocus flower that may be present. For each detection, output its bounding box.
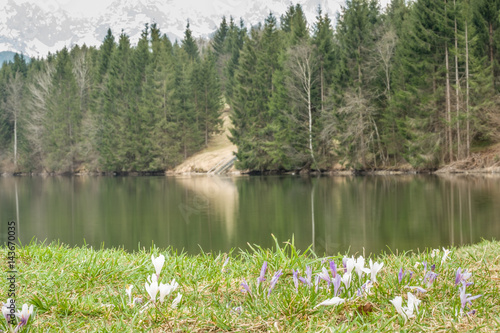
[171,293,182,309]
[423,272,438,287]
[441,248,451,264]
[298,265,312,287]
[431,248,440,258]
[398,268,405,283]
[159,279,179,304]
[431,264,436,272]
[344,257,355,275]
[407,286,427,294]
[221,257,230,272]
[315,296,345,308]
[145,274,159,303]
[407,292,421,314]
[390,293,419,323]
[292,269,299,292]
[455,267,472,286]
[318,267,333,285]
[329,260,337,278]
[2,299,14,323]
[333,275,342,296]
[15,303,33,329]
[354,256,370,279]
[268,269,283,296]
[368,259,384,283]
[151,254,165,279]
[341,272,352,290]
[357,280,372,297]
[459,283,482,310]
[257,262,267,286]
[241,278,251,294]
[125,284,134,304]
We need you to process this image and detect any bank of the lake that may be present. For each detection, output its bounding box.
[1,239,498,332]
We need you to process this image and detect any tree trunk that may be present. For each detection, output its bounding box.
[490,22,495,88]
[14,115,17,167]
[465,21,470,158]
[454,0,460,160]
[446,43,452,162]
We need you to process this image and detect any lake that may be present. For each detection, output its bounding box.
[1,174,499,256]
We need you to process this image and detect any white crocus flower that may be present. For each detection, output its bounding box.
[15,303,33,329]
[315,296,345,308]
[441,248,451,264]
[172,293,182,309]
[390,293,421,323]
[407,292,421,314]
[344,257,355,275]
[159,279,179,304]
[145,274,159,303]
[125,285,134,304]
[151,254,165,278]
[354,256,370,279]
[341,272,352,290]
[368,259,384,283]
[2,299,13,323]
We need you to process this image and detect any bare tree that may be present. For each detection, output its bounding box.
[338,89,380,169]
[26,63,54,168]
[286,43,318,169]
[72,50,91,114]
[4,72,24,167]
[375,28,397,101]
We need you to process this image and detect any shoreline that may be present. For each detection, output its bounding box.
[2,166,500,177]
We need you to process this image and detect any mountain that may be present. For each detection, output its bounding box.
[0,51,17,64]
[0,0,363,58]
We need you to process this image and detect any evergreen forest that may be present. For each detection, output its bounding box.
[1,0,500,173]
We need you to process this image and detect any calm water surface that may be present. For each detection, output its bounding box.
[1,175,499,255]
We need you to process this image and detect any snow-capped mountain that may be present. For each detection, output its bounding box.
[0,0,385,58]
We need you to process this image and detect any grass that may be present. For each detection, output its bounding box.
[1,237,499,332]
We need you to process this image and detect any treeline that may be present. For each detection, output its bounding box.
[0,23,223,173]
[227,0,500,171]
[2,0,500,173]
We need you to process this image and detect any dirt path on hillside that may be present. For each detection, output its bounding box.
[171,106,239,174]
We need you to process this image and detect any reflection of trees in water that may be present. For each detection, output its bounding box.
[175,175,239,240]
[317,175,500,255]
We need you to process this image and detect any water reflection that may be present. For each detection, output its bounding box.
[0,175,499,255]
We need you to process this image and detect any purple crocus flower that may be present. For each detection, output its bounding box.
[398,268,405,283]
[298,266,312,287]
[423,271,438,286]
[330,260,337,278]
[431,264,436,272]
[455,267,472,286]
[257,262,267,286]
[292,269,299,292]
[408,286,427,294]
[318,267,333,285]
[241,278,251,294]
[333,274,342,296]
[459,282,482,310]
[408,270,414,280]
[268,270,283,296]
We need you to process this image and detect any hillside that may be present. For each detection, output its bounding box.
[436,143,500,173]
[172,106,238,174]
